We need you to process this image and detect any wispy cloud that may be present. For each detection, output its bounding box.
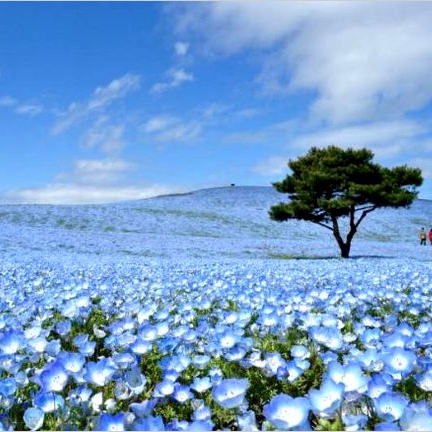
[253,156,288,177]
[0,95,44,116]
[142,114,200,143]
[150,67,193,94]
[51,73,141,135]
[83,115,126,155]
[70,158,135,184]
[174,41,189,56]
[0,96,17,107]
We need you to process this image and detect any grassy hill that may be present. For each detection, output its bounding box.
[0,186,431,262]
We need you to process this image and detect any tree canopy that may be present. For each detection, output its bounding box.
[269,146,423,258]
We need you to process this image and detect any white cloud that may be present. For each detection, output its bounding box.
[175,2,432,124]
[151,68,193,94]
[72,158,135,184]
[52,73,141,134]
[15,103,43,116]
[174,41,189,56]
[253,118,432,176]
[0,95,44,116]
[2,183,180,205]
[142,114,200,143]
[290,120,429,158]
[253,156,288,177]
[0,96,17,107]
[83,116,126,155]
[142,115,177,133]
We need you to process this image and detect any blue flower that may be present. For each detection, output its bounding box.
[98,413,125,431]
[191,376,212,393]
[23,407,44,431]
[382,347,416,376]
[125,366,147,395]
[131,415,164,431]
[0,330,24,354]
[84,358,116,386]
[40,361,68,393]
[212,378,249,409]
[399,408,432,431]
[415,370,432,391]
[237,410,258,431]
[154,379,175,398]
[374,391,407,422]
[130,399,158,418]
[34,392,65,413]
[263,394,310,430]
[309,377,344,416]
[172,384,193,403]
[367,374,391,399]
[374,421,401,431]
[57,351,85,373]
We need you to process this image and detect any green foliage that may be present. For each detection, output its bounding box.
[270,146,423,257]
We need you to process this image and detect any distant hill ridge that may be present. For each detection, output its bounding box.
[1,185,431,261]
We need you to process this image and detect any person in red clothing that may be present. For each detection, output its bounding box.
[429,228,432,245]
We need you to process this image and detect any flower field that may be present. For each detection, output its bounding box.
[1,187,432,430]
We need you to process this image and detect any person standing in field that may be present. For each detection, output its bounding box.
[429,228,432,245]
[420,227,427,245]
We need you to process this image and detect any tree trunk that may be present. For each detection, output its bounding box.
[340,242,351,258]
[331,213,354,258]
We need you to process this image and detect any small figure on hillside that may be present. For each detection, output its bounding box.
[429,228,432,245]
[420,227,427,245]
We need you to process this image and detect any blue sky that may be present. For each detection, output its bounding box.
[1,2,432,203]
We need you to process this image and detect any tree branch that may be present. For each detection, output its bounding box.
[354,205,376,212]
[355,206,376,229]
[312,221,334,231]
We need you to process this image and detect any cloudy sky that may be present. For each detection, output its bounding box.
[1,2,432,203]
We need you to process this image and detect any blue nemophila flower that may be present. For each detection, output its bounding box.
[131,415,164,431]
[40,361,68,393]
[264,394,310,430]
[415,369,432,391]
[188,419,215,431]
[130,337,152,355]
[374,421,401,431]
[191,376,212,393]
[212,378,249,409]
[382,347,416,376]
[399,408,432,431]
[84,358,117,386]
[98,413,125,431]
[237,410,258,431]
[130,399,158,418]
[192,403,212,421]
[367,374,391,399]
[0,330,24,354]
[125,366,147,395]
[23,407,44,431]
[0,378,16,398]
[154,379,175,397]
[309,377,344,417]
[374,391,408,421]
[34,392,65,413]
[79,340,96,357]
[342,413,368,431]
[265,352,287,376]
[57,351,85,373]
[172,384,193,403]
[328,361,368,394]
[291,345,310,360]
